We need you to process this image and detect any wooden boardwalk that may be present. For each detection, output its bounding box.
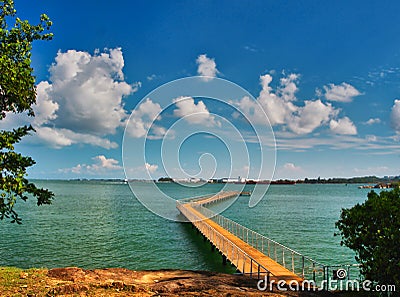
[176,191,306,284]
[190,191,239,206]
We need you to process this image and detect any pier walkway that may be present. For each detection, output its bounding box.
[177,191,324,284]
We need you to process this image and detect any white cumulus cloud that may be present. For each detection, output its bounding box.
[283,162,302,171]
[145,162,158,173]
[275,162,305,179]
[196,54,219,81]
[236,74,296,126]
[323,82,361,102]
[59,155,122,175]
[20,48,138,149]
[33,81,59,126]
[236,73,354,135]
[48,48,136,135]
[364,118,381,125]
[125,98,164,138]
[92,155,122,170]
[288,100,337,134]
[329,117,357,135]
[390,99,400,133]
[173,96,220,127]
[125,162,159,177]
[278,73,299,102]
[35,127,118,149]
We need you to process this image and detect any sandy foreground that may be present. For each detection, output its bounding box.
[0,267,360,296]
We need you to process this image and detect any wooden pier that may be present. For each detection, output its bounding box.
[189,191,239,206]
[177,191,323,284]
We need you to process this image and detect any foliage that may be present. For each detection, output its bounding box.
[302,176,399,184]
[335,188,400,289]
[0,0,54,223]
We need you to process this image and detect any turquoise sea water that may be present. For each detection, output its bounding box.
[0,181,371,273]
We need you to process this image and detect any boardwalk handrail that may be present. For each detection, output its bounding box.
[192,203,325,281]
[177,193,223,204]
[178,191,239,205]
[177,200,272,280]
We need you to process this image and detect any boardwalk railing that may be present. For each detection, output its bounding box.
[192,204,325,282]
[178,191,239,205]
[177,200,271,280]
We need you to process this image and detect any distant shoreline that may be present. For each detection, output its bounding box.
[32,175,400,185]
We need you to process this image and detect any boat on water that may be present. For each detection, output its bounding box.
[240,191,252,196]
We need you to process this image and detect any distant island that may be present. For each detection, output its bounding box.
[156,175,400,187]
[46,175,400,188]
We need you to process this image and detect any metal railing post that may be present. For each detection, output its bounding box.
[256,233,258,249]
[314,262,317,283]
[242,254,245,273]
[291,252,294,273]
[262,237,264,253]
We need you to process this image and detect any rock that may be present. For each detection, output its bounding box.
[48,283,89,294]
[47,267,87,282]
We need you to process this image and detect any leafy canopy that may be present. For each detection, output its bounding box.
[0,0,54,223]
[336,188,400,288]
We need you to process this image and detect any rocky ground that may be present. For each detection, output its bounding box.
[0,267,362,296]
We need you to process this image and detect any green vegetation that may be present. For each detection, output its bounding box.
[336,188,400,290]
[0,0,54,223]
[0,267,48,296]
[157,177,174,182]
[301,175,399,184]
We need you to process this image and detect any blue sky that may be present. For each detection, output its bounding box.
[4,0,400,180]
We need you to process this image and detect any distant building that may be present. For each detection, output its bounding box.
[222,176,242,183]
[173,178,202,183]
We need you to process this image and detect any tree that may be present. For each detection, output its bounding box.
[0,0,54,223]
[335,188,400,289]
